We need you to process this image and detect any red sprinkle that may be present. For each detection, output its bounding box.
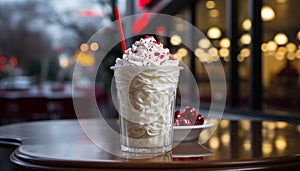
[154,52,160,56]
[160,55,164,58]
[154,41,161,45]
[169,56,176,60]
[160,60,166,65]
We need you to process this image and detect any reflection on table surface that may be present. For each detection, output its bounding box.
[203,120,300,160]
[0,119,299,162]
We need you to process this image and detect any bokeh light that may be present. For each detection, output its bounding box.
[242,19,252,31]
[206,0,215,9]
[274,33,288,45]
[262,140,273,155]
[207,27,222,39]
[90,42,99,51]
[80,43,89,52]
[177,48,188,57]
[219,48,229,57]
[219,38,230,48]
[261,43,268,52]
[59,56,69,68]
[275,136,287,151]
[209,136,220,150]
[267,41,278,51]
[170,34,182,46]
[194,48,205,57]
[286,42,296,52]
[198,38,211,49]
[240,48,250,57]
[286,52,295,60]
[209,9,219,18]
[240,33,251,45]
[261,5,276,21]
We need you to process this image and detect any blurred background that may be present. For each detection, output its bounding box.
[0,0,299,125]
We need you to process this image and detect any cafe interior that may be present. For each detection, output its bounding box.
[0,0,299,170]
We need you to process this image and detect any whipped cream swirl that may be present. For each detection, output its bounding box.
[115,36,179,66]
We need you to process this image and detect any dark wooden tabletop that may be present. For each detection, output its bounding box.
[0,119,299,170]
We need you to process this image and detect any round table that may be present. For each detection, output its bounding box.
[0,119,299,170]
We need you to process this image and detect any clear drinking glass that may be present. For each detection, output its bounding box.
[112,66,181,153]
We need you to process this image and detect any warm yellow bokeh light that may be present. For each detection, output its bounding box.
[177,48,188,57]
[75,51,95,66]
[267,41,278,51]
[220,120,229,128]
[221,133,230,146]
[277,47,287,55]
[239,120,250,131]
[219,48,230,57]
[194,48,205,57]
[242,19,252,31]
[287,52,295,60]
[209,9,219,17]
[261,6,276,21]
[198,38,211,49]
[208,47,218,57]
[286,42,296,52]
[240,48,250,57]
[209,136,220,150]
[274,33,288,45]
[90,42,99,51]
[206,0,216,9]
[275,136,287,151]
[262,141,273,155]
[207,27,222,39]
[170,34,182,46]
[240,33,251,45]
[261,43,268,52]
[220,38,230,48]
[275,122,288,129]
[263,122,276,130]
[243,140,251,151]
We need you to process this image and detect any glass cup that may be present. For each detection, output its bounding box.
[112,66,181,153]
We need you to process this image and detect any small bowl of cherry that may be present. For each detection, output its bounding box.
[173,106,214,142]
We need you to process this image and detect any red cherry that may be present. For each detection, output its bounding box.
[174,118,192,126]
[181,106,197,122]
[174,110,181,119]
[182,106,196,114]
[174,118,181,126]
[194,114,204,125]
[179,119,192,126]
